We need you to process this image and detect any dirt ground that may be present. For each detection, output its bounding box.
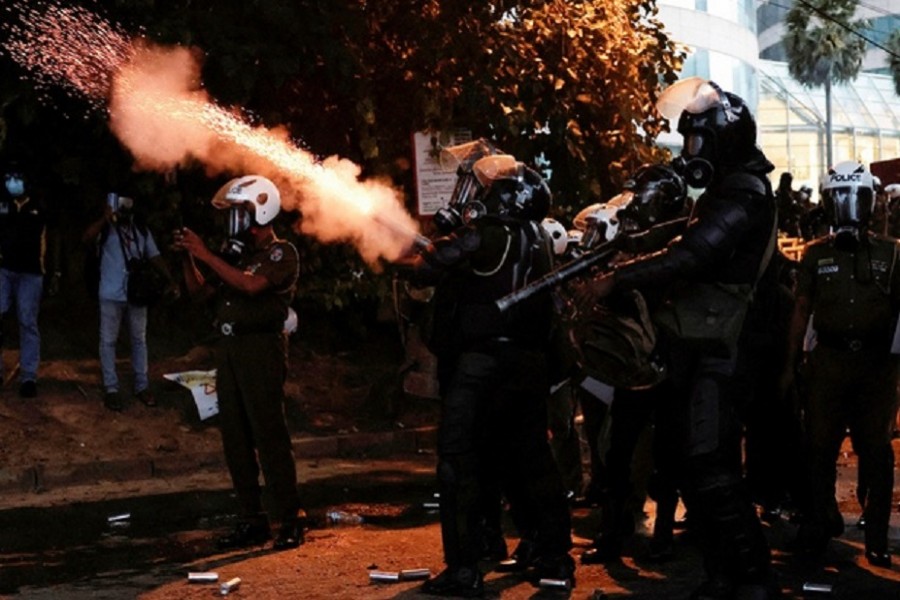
[2,292,900,599]
[0,290,433,474]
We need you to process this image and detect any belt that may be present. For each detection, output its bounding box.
[218,322,281,337]
[816,332,887,353]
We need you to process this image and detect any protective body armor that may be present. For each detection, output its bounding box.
[425,217,554,357]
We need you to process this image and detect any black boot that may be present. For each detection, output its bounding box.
[421,566,484,597]
[495,538,538,572]
[530,553,576,587]
[273,520,304,550]
[217,517,271,549]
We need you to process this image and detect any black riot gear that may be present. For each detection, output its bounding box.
[660,79,758,189]
[587,79,779,597]
[475,159,551,222]
[618,163,688,231]
[433,139,500,234]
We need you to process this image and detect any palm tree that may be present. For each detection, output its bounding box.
[888,29,900,96]
[783,0,869,167]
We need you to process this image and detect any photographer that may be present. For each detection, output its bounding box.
[82,192,175,411]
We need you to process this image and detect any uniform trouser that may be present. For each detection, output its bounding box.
[804,345,898,553]
[436,344,572,568]
[216,332,300,524]
[598,384,679,540]
[737,339,807,513]
[546,381,585,495]
[667,342,771,586]
[0,269,43,382]
[577,384,610,494]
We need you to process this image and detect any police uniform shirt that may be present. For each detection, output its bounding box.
[0,194,47,274]
[797,234,900,343]
[216,238,299,335]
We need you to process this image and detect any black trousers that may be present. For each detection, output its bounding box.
[804,344,898,553]
[667,341,771,585]
[436,343,572,568]
[216,332,300,524]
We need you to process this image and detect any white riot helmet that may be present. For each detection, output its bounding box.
[540,217,569,256]
[820,160,874,234]
[212,175,282,237]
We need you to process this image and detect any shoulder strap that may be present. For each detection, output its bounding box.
[115,224,135,267]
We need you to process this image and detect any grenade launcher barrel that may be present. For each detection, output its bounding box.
[495,240,618,313]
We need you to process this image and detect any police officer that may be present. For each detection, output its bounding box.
[574,163,689,565]
[404,145,573,596]
[176,175,304,551]
[575,79,777,599]
[782,161,900,568]
[0,162,52,398]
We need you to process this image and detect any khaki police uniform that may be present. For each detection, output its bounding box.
[796,233,900,554]
[214,237,300,525]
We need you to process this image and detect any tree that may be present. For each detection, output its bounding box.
[0,0,684,312]
[887,29,900,96]
[784,0,869,167]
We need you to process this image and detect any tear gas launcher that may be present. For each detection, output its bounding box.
[494,239,619,313]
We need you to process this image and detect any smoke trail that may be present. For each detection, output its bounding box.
[2,1,421,263]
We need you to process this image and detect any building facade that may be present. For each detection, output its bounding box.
[656,0,900,192]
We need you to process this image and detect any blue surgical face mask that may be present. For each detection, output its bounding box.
[5,177,24,197]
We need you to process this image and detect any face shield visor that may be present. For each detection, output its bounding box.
[433,139,501,232]
[226,203,254,238]
[823,185,874,229]
[657,77,730,189]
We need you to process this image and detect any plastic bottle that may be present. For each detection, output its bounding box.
[326,510,364,525]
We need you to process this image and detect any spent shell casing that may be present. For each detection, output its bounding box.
[187,572,219,583]
[107,513,131,522]
[539,578,572,591]
[802,582,833,594]
[399,568,431,581]
[219,577,241,595]
[369,571,400,582]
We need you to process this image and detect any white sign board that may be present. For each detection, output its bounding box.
[164,370,219,420]
[412,129,472,216]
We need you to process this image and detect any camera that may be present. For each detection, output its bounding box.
[107,192,134,214]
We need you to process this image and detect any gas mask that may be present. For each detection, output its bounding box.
[211,175,282,261]
[821,160,875,249]
[5,175,25,198]
[671,132,715,189]
[657,78,755,189]
[222,203,254,260]
[433,139,499,233]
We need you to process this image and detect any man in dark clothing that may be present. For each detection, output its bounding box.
[404,146,573,597]
[575,79,777,600]
[0,163,51,397]
[176,174,304,551]
[782,160,900,569]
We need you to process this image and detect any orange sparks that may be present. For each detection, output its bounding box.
[2,1,421,263]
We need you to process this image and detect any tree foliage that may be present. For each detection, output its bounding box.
[0,0,683,312]
[888,29,900,96]
[784,0,868,88]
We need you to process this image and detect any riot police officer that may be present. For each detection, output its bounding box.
[575,79,778,599]
[403,144,574,596]
[176,175,305,551]
[782,161,900,568]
